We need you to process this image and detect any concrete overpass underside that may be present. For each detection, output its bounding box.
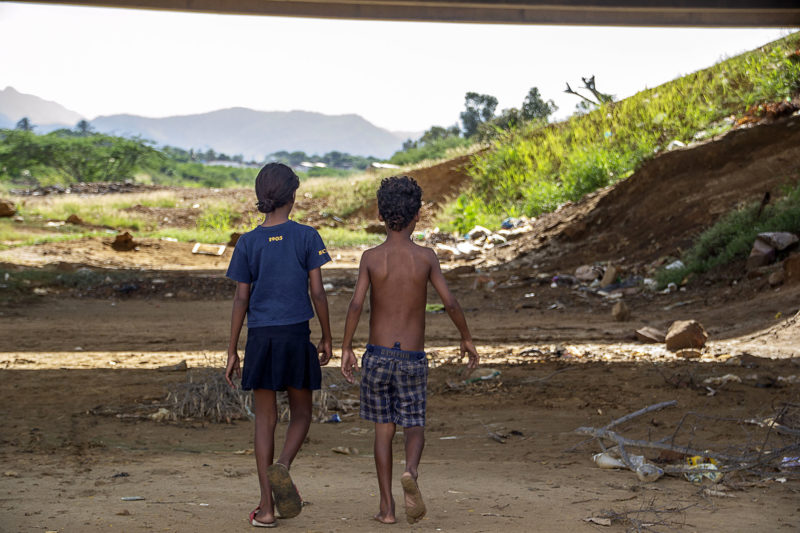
[13,1,800,26]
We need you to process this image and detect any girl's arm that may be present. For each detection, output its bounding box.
[225,281,250,388]
[309,267,333,365]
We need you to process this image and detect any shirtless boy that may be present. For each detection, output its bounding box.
[341,176,479,524]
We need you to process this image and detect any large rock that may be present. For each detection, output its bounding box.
[665,320,708,351]
[0,199,16,217]
[757,232,799,251]
[746,239,776,270]
[66,214,85,225]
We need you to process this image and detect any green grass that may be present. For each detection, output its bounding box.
[656,180,800,287]
[0,219,107,250]
[450,33,800,232]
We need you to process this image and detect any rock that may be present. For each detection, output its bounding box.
[0,199,16,217]
[434,243,458,260]
[600,265,618,287]
[612,301,630,322]
[66,214,85,225]
[635,326,666,343]
[757,232,798,251]
[665,320,708,351]
[575,264,601,282]
[768,269,784,287]
[746,238,776,270]
[111,232,136,251]
[676,349,702,359]
[444,265,475,279]
[364,222,385,234]
[228,232,242,247]
[157,360,188,372]
[785,253,800,285]
[562,220,587,241]
[467,225,492,240]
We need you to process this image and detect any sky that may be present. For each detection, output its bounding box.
[0,2,792,133]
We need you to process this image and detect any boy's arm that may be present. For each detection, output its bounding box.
[341,253,371,383]
[225,281,250,388]
[427,249,479,372]
[309,267,333,366]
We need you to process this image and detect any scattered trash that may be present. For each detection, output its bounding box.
[664,260,685,271]
[439,436,458,440]
[780,456,800,469]
[425,303,445,313]
[702,374,742,386]
[3,471,19,478]
[593,452,625,469]
[684,462,723,484]
[111,472,130,478]
[325,413,342,423]
[583,517,612,526]
[120,496,145,501]
[149,408,171,422]
[191,243,226,256]
[323,283,334,291]
[464,368,500,384]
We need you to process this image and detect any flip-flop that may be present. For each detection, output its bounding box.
[266,463,303,519]
[249,506,277,528]
[400,472,427,524]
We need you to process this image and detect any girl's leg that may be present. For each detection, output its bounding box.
[276,387,313,467]
[254,389,278,522]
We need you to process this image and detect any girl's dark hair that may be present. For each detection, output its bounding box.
[377,175,422,231]
[255,162,300,213]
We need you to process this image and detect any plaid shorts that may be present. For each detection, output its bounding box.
[360,343,428,428]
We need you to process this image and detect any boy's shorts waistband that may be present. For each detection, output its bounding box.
[365,343,426,361]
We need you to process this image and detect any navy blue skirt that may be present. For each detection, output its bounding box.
[242,321,322,391]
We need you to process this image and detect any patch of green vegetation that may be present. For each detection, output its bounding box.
[0,219,106,250]
[451,33,800,232]
[303,175,383,218]
[389,136,474,167]
[317,227,384,247]
[656,181,800,287]
[145,227,232,244]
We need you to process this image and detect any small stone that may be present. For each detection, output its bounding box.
[784,254,800,285]
[756,232,798,251]
[746,239,776,270]
[0,199,16,217]
[600,265,618,287]
[612,301,630,322]
[111,232,136,251]
[228,232,242,247]
[768,269,784,287]
[665,320,708,351]
[116,509,131,516]
[575,265,600,282]
[635,326,666,343]
[65,214,85,225]
[676,349,702,359]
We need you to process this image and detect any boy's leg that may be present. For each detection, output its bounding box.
[374,422,397,523]
[276,387,313,467]
[401,426,427,523]
[403,426,425,478]
[253,389,278,523]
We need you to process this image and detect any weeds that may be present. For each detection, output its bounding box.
[656,181,800,286]
[452,33,800,232]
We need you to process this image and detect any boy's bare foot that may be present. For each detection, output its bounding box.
[373,498,396,524]
[400,472,426,524]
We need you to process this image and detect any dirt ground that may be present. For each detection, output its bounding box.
[2,116,800,532]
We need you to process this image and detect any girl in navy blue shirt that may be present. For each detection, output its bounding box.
[225,162,332,527]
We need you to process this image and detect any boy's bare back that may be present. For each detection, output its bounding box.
[361,239,436,352]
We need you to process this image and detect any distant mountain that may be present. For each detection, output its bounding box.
[0,87,412,159]
[0,86,84,128]
[91,108,408,159]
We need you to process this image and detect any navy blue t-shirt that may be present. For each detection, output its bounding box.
[226,221,331,327]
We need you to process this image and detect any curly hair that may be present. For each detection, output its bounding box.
[255,162,300,213]
[376,175,422,232]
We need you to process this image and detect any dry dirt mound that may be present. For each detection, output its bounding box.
[491,114,800,271]
[353,152,475,225]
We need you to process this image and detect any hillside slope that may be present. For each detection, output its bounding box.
[488,113,800,272]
